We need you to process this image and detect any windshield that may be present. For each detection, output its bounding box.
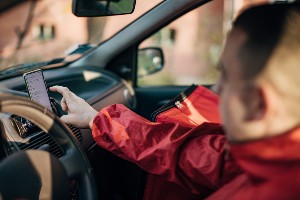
[0,0,163,71]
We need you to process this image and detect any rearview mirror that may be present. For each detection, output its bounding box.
[138,47,164,78]
[72,0,136,17]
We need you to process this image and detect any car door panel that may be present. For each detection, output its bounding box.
[135,86,189,120]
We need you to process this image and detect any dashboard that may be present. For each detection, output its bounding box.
[0,65,146,200]
[0,110,82,159]
[0,66,137,158]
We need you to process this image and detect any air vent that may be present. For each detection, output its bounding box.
[11,116,83,158]
[67,124,83,145]
[18,131,64,158]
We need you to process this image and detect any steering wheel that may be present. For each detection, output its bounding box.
[0,92,98,199]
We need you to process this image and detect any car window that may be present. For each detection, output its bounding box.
[137,1,223,86]
[0,0,162,71]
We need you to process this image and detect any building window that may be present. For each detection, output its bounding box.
[151,28,177,46]
[169,28,176,43]
[33,24,55,41]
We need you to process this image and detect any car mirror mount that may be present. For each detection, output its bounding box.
[72,0,136,17]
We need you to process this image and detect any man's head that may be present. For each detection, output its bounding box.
[219,3,300,143]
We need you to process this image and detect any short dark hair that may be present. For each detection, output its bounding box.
[232,3,300,118]
[233,3,300,80]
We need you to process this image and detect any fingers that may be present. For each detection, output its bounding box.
[49,85,64,93]
[49,86,73,102]
[50,85,95,128]
[60,97,68,112]
[50,86,71,112]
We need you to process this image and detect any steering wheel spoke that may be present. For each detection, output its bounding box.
[0,93,98,200]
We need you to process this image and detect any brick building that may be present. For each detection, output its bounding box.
[0,0,87,69]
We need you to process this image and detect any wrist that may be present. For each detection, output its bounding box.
[88,110,98,129]
[89,118,94,129]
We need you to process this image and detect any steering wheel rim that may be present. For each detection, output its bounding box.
[0,93,98,200]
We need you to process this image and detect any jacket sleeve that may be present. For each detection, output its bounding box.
[92,104,241,194]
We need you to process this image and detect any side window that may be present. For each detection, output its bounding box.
[138,1,223,86]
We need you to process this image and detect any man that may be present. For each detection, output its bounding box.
[206,3,300,199]
[50,3,300,199]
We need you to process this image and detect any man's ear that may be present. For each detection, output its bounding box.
[241,85,266,121]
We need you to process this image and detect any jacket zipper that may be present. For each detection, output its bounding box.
[150,84,198,122]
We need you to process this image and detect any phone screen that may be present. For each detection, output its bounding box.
[23,69,53,112]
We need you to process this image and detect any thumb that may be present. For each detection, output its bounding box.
[60,114,72,125]
[61,97,68,112]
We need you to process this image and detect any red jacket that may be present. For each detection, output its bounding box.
[142,85,237,200]
[92,105,241,198]
[92,86,242,199]
[208,127,300,200]
[92,85,300,199]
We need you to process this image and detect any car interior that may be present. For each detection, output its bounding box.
[0,0,263,199]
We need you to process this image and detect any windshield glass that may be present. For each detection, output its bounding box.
[0,0,162,71]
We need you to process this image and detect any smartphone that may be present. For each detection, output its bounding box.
[23,69,53,112]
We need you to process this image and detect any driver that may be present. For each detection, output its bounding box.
[50,3,300,199]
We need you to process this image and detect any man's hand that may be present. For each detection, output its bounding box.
[49,86,98,129]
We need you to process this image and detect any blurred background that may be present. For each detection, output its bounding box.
[0,0,268,85]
